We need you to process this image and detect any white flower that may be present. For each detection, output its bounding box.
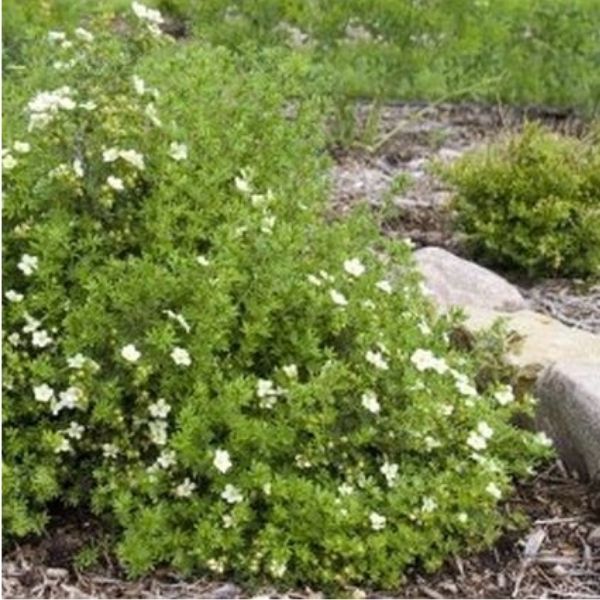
[121,344,141,363]
[48,31,66,42]
[421,496,438,513]
[477,421,494,440]
[456,379,478,398]
[58,386,83,410]
[102,148,120,162]
[270,561,287,578]
[149,420,168,446]
[144,102,162,126]
[494,385,515,406]
[206,558,225,574]
[295,454,311,469]
[28,113,52,132]
[213,449,232,473]
[403,237,415,249]
[196,255,210,266]
[8,333,21,346]
[439,403,454,417]
[49,163,70,179]
[410,349,448,374]
[34,384,54,403]
[261,214,276,234]
[338,483,354,496]
[149,398,171,419]
[61,40,73,49]
[54,437,72,454]
[369,512,386,531]
[74,27,94,42]
[282,364,298,378]
[466,431,487,451]
[533,431,553,448]
[307,274,322,286]
[380,461,398,486]
[119,149,145,170]
[365,350,388,370]
[485,482,502,500]
[330,289,348,306]
[171,347,192,367]
[362,299,376,309]
[23,314,41,333]
[417,320,431,336]
[343,258,366,277]
[458,512,469,524]
[107,176,124,191]
[169,142,188,161]
[102,443,119,458]
[234,173,252,193]
[73,159,84,178]
[65,422,85,440]
[132,1,164,24]
[257,379,276,398]
[13,141,31,154]
[3,154,17,170]
[32,329,53,348]
[18,254,38,276]
[221,484,244,504]
[27,87,75,116]
[133,75,146,95]
[424,435,441,451]
[67,353,87,369]
[156,449,177,469]
[5,290,24,303]
[175,477,196,498]
[375,280,393,294]
[361,391,381,414]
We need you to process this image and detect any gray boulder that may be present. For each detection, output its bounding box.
[415,247,527,312]
[535,361,600,482]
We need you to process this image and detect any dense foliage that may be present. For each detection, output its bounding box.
[444,124,600,278]
[4,0,600,112]
[3,4,554,592]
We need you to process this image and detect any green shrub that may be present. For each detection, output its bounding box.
[3,5,553,592]
[443,124,600,279]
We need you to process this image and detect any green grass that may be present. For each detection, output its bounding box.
[4,0,600,113]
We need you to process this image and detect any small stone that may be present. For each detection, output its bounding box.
[45,568,69,579]
[588,526,600,546]
[208,583,241,599]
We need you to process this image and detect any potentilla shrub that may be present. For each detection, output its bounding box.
[3,4,553,591]
[443,123,600,279]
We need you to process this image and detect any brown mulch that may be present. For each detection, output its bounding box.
[3,461,599,599]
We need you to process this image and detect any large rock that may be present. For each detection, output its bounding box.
[464,308,600,376]
[535,362,600,482]
[415,247,527,312]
